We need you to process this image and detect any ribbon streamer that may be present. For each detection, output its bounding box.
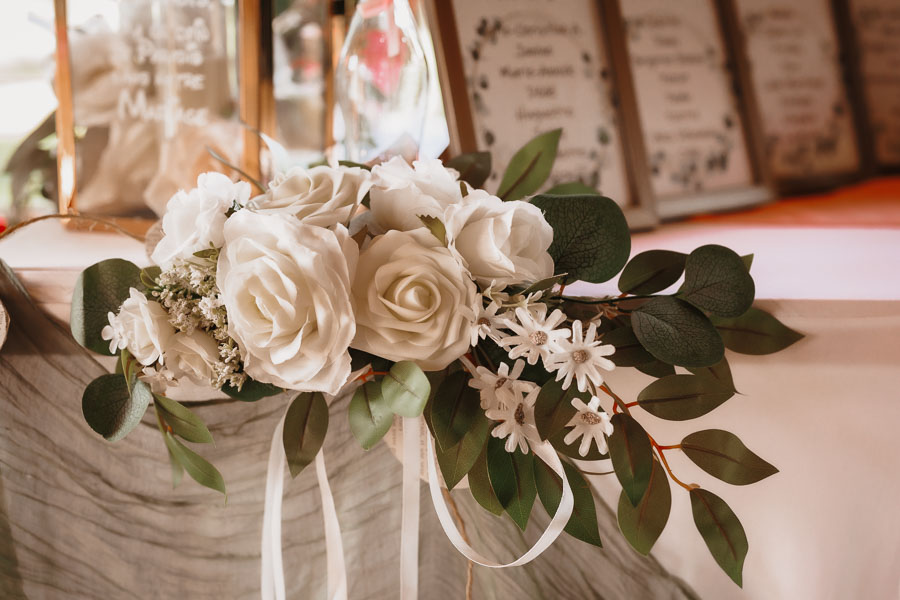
[399,417,421,599]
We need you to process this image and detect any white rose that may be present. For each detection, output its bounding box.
[367,157,465,233]
[165,330,220,384]
[351,228,477,371]
[151,172,251,268]
[101,288,175,366]
[217,210,358,394]
[248,165,372,228]
[444,190,555,287]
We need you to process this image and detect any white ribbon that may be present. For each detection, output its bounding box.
[425,434,574,568]
[399,417,421,600]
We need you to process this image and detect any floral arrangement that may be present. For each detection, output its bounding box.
[70,129,802,588]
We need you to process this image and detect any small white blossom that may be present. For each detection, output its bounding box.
[545,320,616,392]
[471,300,507,346]
[486,383,540,454]
[563,396,614,457]
[500,304,569,365]
[466,359,529,411]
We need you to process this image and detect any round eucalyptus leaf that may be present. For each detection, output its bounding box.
[632,297,724,367]
[82,373,152,442]
[678,245,755,318]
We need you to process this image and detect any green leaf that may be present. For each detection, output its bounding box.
[619,250,687,295]
[496,129,562,201]
[338,159,372,171]
[689,488,748,587]
[711,308,804,355]
[617,457,671,555]
[282,392,329,478]
[382,361,431,417]
[636,360,676,378]
[687,356,736,393]
[348,381,392,450]
[418,215,447,245]
[165,444,185,489]
[534,377,586,440]
[82,373,152,442]
[222,378,282,402]
[601,326,655,367]
[486,437,536,530]
[741,254,754,271]
[632,297,725,367]
[637,374,734,421]
[608,413,654,506]
[468,444,504,515]
[430,371,482,451]
[163,431,226,497]
[681,429,778,485]
[140,266,161,289]
[154,395,214,444]
[446,151,491,189]
[71,259,143,355]
[678,245,755,318]
[436,410,492,489]
[530,194,631,283]
[534,459,603,547]
[544,181,599,195]
[518,273,568,296]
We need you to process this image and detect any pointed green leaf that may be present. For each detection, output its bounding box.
[486,437,536,530]
[154,395,214,444]
[82,373,152,442]
[283,392,329,478]
[636,360,676,378]
[632,296,725,367]
[382,361,431,417]
[534,459,603,547]
[602,326,655,367]
[446,151,492,189]
[678,245,755,318]
[163,431,226,496]
[619,250,687,295]
[430,371,482,451]
[637,374,734,421]
[468,444,503,515]
[348,381,393,450]
[338,159,372,171]
[222,378,282,402]
[617,457,671,555]
[530,194,631,283]
[711,308,804,355]
[534,377,586,440]
[544,181,599,195]
[519,273,568,296]
[436,410,492,489]
[682,429,778,485]
[687,356,736,394]
[497,129,562,201]
[418,215,447,245]
[689,488,748,587]
[608,413,654,506]
[71,259,143,355]
[741,254,754,271]
[165,444,185,489]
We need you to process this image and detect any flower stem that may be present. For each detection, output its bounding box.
[647,434,692,492]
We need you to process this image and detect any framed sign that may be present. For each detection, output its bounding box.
[838,0,900,171]
[425,0,657,230]
[616,0,772,219]
[729,0,864,192]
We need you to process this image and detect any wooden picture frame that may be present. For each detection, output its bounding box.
[424,0,658,230]
[724,0,867,193]
[611,0,773,220]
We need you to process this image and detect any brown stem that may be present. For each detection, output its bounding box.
[647,434,692,492]
[442,488,474,600]
[0,213,147,243]
[599,383,630,415]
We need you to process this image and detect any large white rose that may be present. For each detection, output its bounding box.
[367,157,465,233]
[247,165,372,228]
[151,172,251,268]
[351,228,477,371]
[444,190,555,287]
[101,288,175,366]
[217,210,357,394]
[165,330,220,384]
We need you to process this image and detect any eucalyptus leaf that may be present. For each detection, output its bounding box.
[711,308,804,355]
[468,444,504,515]
[487,437,536,530]
[678,245,755,318]
[430,371,482,451]
[534,459,603,547]
[681,429,778,485]
[496,129,561,201]
[348,382,392,450]
[82,373,152,442]
[617,457,671,555]
[222,378,282,402]
[544,181,599,195]
[283,392,329,478]
[71,259,143,355]
[530,194,631,283]
[619,250,687,295]
[519,273,568,296]
[446,151,491,189]
[436,410,492,490]
[690,488,748,587]
[632,297,724,367]
[382,361,431,417]
[635,360,676,378]
[601,326,655,367]
[154,394,214,444]
[741,254,754,271]
[637,374,734,421]
[163,431,226,497]
[608,413,654,506]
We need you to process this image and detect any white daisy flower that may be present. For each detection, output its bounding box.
[500,304,569,365]
[471,300,508,346]
[545,320,615,392]
[466,359,529,410]
[563,395,614,457]
[486,383,541,454]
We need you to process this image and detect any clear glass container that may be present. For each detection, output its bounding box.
[335,0,428,163]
